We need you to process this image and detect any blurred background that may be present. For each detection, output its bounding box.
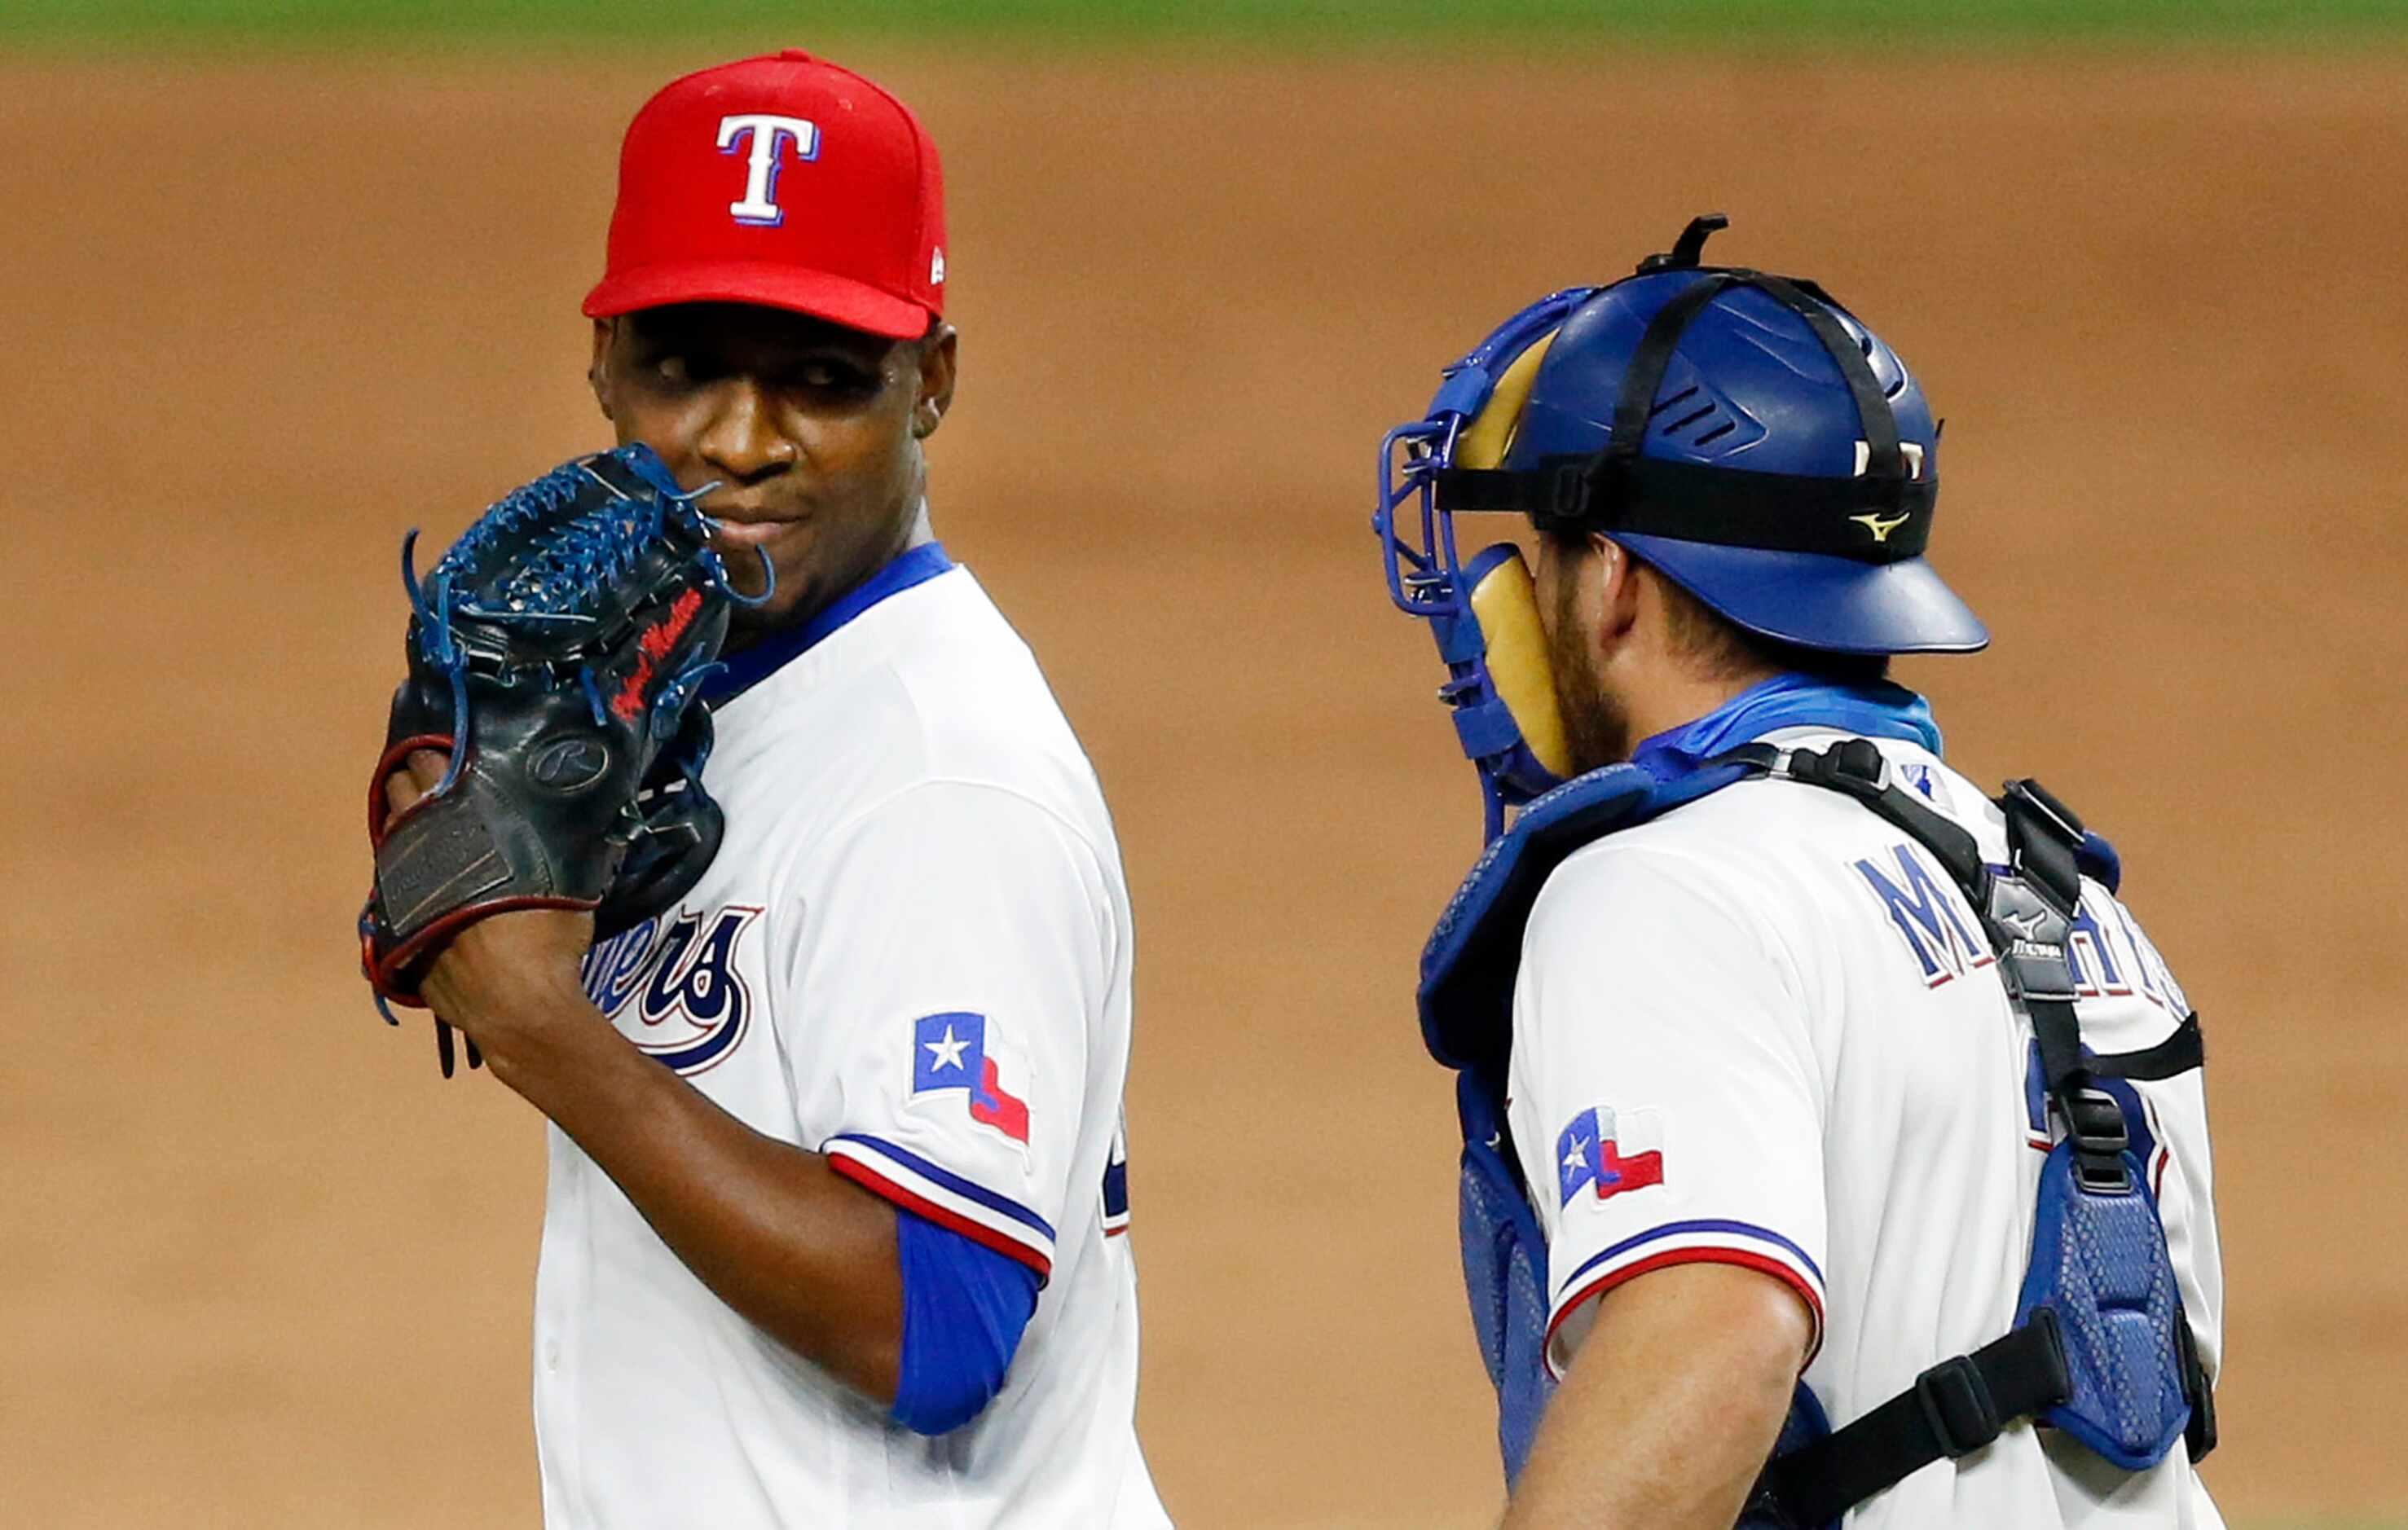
[4,2,2405,1526]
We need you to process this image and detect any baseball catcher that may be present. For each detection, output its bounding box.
[1376,215,2223,1528]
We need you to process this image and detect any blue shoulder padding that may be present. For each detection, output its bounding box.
[889,1207,1041,1436]
[1420,760,1756,1070]
[2014,1141,2191,1470]
[1457,1074,1556,1484]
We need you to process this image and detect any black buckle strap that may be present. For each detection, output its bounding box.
[2001,778,2084,918]
[1990,784,2142,1193]
[1917,1354,2003,1460]
[2063,1084,2135,1193]
[1763,1316,2072,1528]
[2090,1012,2207,1081]
[1725,740,1986,894]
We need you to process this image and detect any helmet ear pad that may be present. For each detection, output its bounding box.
[1463,546,1575,784]
[1451,325,1578,789]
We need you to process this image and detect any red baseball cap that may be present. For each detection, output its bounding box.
[583,51,945,341]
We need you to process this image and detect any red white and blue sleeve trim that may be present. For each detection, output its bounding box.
[1544,1218,1826,1380]
[825,1133,1057,1284]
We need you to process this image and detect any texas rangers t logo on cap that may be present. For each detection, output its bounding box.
[911,1012,1031,1144]
[1556,1106,1666,1208]
[716,112,821,226]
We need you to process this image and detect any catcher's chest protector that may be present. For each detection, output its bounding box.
[1420,742,2213,1527]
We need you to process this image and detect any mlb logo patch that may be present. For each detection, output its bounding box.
[1556,1106,1666,1209]
[911,1012,1030,1145]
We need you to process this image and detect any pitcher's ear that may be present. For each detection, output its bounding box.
[589,319,616,420]
[913,323,957,438]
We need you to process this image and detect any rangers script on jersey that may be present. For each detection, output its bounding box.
[534,549,1169,1529]
[1507,726,2223,1529]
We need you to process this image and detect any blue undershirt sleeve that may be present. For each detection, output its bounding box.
[888,1208,1042,1435]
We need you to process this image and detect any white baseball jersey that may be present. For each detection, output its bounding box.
[1507,725,2224,1529]
[534,551,1170,1529]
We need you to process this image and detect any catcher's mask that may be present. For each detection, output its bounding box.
[1374,213,1988,838]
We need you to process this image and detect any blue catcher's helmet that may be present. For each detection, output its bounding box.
[1492,222,1984,655]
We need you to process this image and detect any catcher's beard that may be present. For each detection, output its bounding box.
[1545,550,1635,773]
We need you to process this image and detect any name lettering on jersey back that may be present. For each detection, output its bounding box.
[1850,843,1995,987]
[580,905,763,1075]
[2067,901,2129,998]
[2069,895,2187,1017]
[1848,842,2193,1015]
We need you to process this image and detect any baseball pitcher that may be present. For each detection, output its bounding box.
[358,51,1169,1528]
[1374,216,2223,1528]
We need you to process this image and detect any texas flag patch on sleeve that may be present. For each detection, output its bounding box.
[1556,1105,1666,1208]
[911,1011,1031,1145]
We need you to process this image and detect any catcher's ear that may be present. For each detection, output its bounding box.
[588,320,616,420]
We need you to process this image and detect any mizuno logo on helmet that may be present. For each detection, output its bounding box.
[1851,511,1913,543]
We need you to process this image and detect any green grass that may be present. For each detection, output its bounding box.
[7,0,2408,53]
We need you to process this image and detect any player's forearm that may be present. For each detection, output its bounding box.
[1502,1264,1809,1530]
[481,980,905,1402]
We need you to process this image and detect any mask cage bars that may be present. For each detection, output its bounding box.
[1374,286,1597,623]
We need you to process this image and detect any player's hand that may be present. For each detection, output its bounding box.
[383,750,603,1073]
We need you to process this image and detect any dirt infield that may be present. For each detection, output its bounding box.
[4,49,2403,1528]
